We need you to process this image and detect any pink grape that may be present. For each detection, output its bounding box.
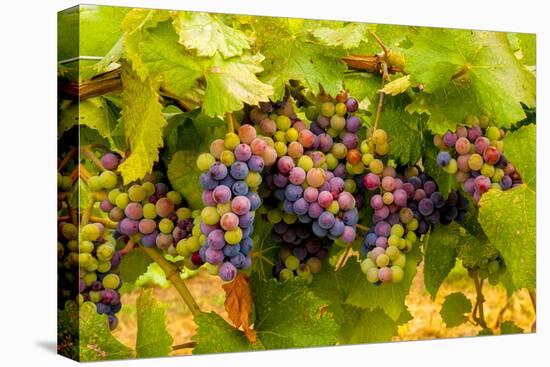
[238,124,257,144]
[287,142,304,159]
[289,167,306,185]
[475,137,490,154]
[212,185,232,204]
[231,196,251,215]
[260,119,277,136]
[304,187,319,203]
[317,191,334,208]
[202,190,217,206]
[277,156,295,174]
[483,146,501,165]
[124,202,143,220]
[298,129,315,148]
[341,226,356,242]
[220,212,239,231]
[455,137,471,154]
[363,173,381,190]
[155,198,174,217]
[139,219,156,234]
[250,138,267,155]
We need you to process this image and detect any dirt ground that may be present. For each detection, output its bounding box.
[112,264,535,356]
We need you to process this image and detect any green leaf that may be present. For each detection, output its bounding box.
[500,320,523,334]
[339,306,398,344]
[172,12,250,58]
[251,276,339,349]
[457,230,499,270]
[135,289,173,358]
[57,301,80,360]
[344,72,380,111]
[309,260,359,324]
[423,224,460,298]
[354,23,409,55]
[510,33,536,66]
[313,23,369,49]
[478,327,494,336]
[252,18,346,101]
[422,139,459,197]
[378,95,425,166]
[140,21,203,98]
[192,312,259,354]
[503,124,536,190]
[119,248,153,284]
[79,302,134,361]
[440,292,472,327]
[59,98,118,141]
[117,63,167,184]
[478,186,536,290]
[167,151,204,210]
[405,29,535,129]
[202,53,273,117]
[121,8,171,80]
[69,179,92,210]
[381,75,411,96]
[249,218,276,280]
[346,244,421,320]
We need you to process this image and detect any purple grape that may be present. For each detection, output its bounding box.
[207,229,225,250]
[293,198,309,215]
[468,125,482,141]
[120,218,139,235]
[212,185,232,204]
[317,115,330,128]
[101,153,120,170]
[312,221,328,237]
[443,132,458,147]
[423,181,437,196]
[376,236,388,248]
[155,183,169,196]
[393,189,408,207]
[436,151,452,167]
[238,212,254,228]
[232,181,249,196]
[230,161,249,180]
[318,211,336,229]
[246,192,261,211]
[345,115,361,132]
[365,232,378,246]
[142,231,158,247]
[318,134,334,152]
[273,173,289,188]
[200,222,219,236]
[240,238,253,255]
[205,248,224,265]
[124,202,143,220]
[341,226,356,242]
[375,221,391,237]
[501,176,513,189]
[234,144,252,161]
[100,199,114,212]
[329,219,345,237]
[219,262,237,281]
[285,184,304,202]
[418,198,434,216]
[248,155,264,172]
[200,173,218,190]
[345,98,358,112]
[364,173,381,190]
[342,132,359,149]
[343,208,359,225]
[308,202,323,218]
[430,192,445,208]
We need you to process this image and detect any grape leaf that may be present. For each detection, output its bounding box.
[309,259,359,324]
[339,306,398,344]
[405,28,535,129]
[135,289,173,358]
[500,320,523,334]
[249,217,276,280]
[423,224,460,298]
[140,21,203,98]
[167,151,203,210]
[344,72,380,111]
[345,244,421,320]
[57,301,80,360]
[422,139,459,197]
[117,63,167,184]
[222,274,256,342]
[119,248,153,284]
[377,95,425,166]
[381,75,411,96]
[121,8,170,80]
[69,179,92,210]
[172,12,250,58]
[478,125,536,290]
[353,23,409,55]
[457,230,499,269]
[59,98,118,141]
[478,187,535,290]
[478,328,494,336]
[503,124,536,190]
[79,302,134,361]
[192,312,260,354]
[252,18,347,101]
[250,276,339,349]
[509,33,536,67]
[440,292,472,327]
[202,53,273,117]
[313,23,369,49]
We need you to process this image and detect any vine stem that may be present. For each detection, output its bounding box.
[372,62,388,131]
[226,112,235,133]
[119,239,136,256]
[89,216,118,229]
[356,223,370,233]
[140,245,201,317]
[172,341,197,351]
[58,147,77,172]
[81,146,105,172]
[472,274,487,328]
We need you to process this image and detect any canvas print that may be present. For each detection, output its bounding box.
[57,4,536,362]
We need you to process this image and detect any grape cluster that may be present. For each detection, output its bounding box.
[361,167,469,284]
[434,124,522,203]
[196,125,275,281]
[59,221,123,330]
[461,245,507,286]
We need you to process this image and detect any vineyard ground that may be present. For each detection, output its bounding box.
[113,265,535,355]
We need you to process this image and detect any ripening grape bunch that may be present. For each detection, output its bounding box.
[461,242,507,286]
[196,124,274,281]
[434,124,522,202]
[58,221,123,330]
[361,166,469,284]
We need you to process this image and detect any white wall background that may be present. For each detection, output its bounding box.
[0,1,545,366]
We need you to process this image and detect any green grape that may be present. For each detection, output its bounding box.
[376,253,390,267]
[220,150,236,166]
[276,115,291,131]
[78,253,93,267]
[224,132,240,150]
[102,273,121,289]
[360,258,376,274]
[96,244,114,261]
[335,102,347,116]
[393,254,406,268]
[279,268,294,281]
[326,201,340,215]
[442,159,458,174]
[61,223,78,240]
[274,130,287,143]
[99,171,118,189]
[196,153,216,171]
[267,208,283,223]
[320,101,335,117]
[305,106,319,120]
[201,206,221,225]
[391,266,404,283]
[186,237,202,252]
[81,224,100,241]
[142,181,156,196]
[245,172,262,189]
[331,143,347,159]
[285,255,300,271]
[282,212,298,224]
[306,257,322,274]
[67,240,78,252]
[480,163,495,178]
[372,129,388,145]
[274,141,287,156]
[468,153,484,171]
[127,185,145,202]
[159,218,174,234]
[176,240,192,257]
[486,126,501,141]
[325,153,338,170]
[366,267,379,283]
[299,271,313,284]
[88,176,103,191]
[108,188,121,204]
[97,261,112,273]
[375,142,389,156]
[89,291,102,303]
[224,227,243,245]
[330,115,346,131]
[369,159,384,174]
[143,203,157,219]
[405,231,417,244]
[406,218,419,231]
[362,153,374,166]
[83,272,97,286]
[391,224,405,238]
[176,207,192,220]
[115,193,130,209]
[205,263,220,275]
[386,246,400,261]
[217,202,232,216]
[487,260,500,274]
[285,127,299,142]
[388,235,400,247]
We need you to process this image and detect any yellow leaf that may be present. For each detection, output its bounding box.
[380,75,411,96]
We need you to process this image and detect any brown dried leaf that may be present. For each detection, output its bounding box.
[222,274,257,343]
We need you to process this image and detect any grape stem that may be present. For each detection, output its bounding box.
[119,240,137,256]
[89,216,118,229]
[472,274,487,328]
[356,223,370,233]
[81,146,105,172]
[226,112,235,133]
[172,341,197,351]
[141,245,202,317]
[58,147,77,172]
[372,63,388,131]
[57,215,70,222]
